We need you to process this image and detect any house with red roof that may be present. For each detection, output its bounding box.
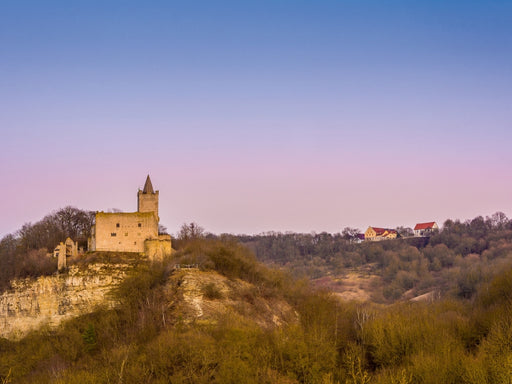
[414,222,439,237]
[364,226,398,241]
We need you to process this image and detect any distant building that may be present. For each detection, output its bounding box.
[88,175,171,260]
[364,227,398,241]
[414,222,439,237]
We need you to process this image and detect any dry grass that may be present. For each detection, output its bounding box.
[312,268,381,302]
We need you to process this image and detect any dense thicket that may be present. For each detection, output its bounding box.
[0,206,94,291]
[235,212,512,302]
[3,237,512,383]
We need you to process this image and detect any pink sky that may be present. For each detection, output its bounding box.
[1,1,511,237]
[1,143,510,237]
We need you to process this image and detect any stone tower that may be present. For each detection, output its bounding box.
[137,175,159,220]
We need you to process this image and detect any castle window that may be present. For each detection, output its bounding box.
[116,223,120,228]
[138,223,142,227]
[134,242,137,245]
[111,233,117,237]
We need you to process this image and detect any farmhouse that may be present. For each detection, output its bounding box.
[414,222,439,237]
[364,226,398,241]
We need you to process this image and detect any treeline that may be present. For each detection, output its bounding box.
[0,206,94,291]
[2,209,512,304]
[234,212,512,302]
[3,237,512,383]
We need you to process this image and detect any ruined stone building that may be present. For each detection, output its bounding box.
[54,237,78,271]
[88,175,171,259]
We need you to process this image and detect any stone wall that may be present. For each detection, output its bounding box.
[0,263,132,340]
[144,235,172,261]
[92,212,158,253]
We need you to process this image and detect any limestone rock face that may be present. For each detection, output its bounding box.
[168,269,298,329]
[0,263,131,340]
[0,264,298,340]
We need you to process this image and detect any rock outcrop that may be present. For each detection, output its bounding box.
[0,263,131,339]
[167,269,298,329]
[1,263,298,340]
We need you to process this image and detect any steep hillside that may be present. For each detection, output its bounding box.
[0,239,321,383]
[0,249,297,340]
[168,269,297,329]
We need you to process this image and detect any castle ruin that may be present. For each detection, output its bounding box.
[88,175,171,260]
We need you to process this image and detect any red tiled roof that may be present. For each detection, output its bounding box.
[414,222,436,230]
[369,227,397,236]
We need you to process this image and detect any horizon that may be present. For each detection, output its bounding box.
[1,1,511,238]
[1,182,508,237]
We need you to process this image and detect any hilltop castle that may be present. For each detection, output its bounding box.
[87,175,171,259]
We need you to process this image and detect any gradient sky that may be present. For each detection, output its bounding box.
[1,1,511,237]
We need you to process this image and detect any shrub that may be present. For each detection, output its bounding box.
[202,282,223,300]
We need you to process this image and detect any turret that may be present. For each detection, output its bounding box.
[137,175,159,221]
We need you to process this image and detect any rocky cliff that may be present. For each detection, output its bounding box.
[0,263,132,340]
[168,269,298,329]
[1,261,298,340]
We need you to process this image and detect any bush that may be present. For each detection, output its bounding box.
[202,282,223,300]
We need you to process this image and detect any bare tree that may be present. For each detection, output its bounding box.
[342,227,361,241]
[177,222,205,241]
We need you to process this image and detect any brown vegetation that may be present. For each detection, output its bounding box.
[237,212,512,303]
[1,212,512,382]
[0,207,94,292]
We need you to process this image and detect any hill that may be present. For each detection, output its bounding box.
[0,238,298,338]
[235,212,512,303]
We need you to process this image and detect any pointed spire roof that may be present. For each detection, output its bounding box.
[142,175,155,194]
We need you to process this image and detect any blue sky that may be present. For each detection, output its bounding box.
[1,1,511,236]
